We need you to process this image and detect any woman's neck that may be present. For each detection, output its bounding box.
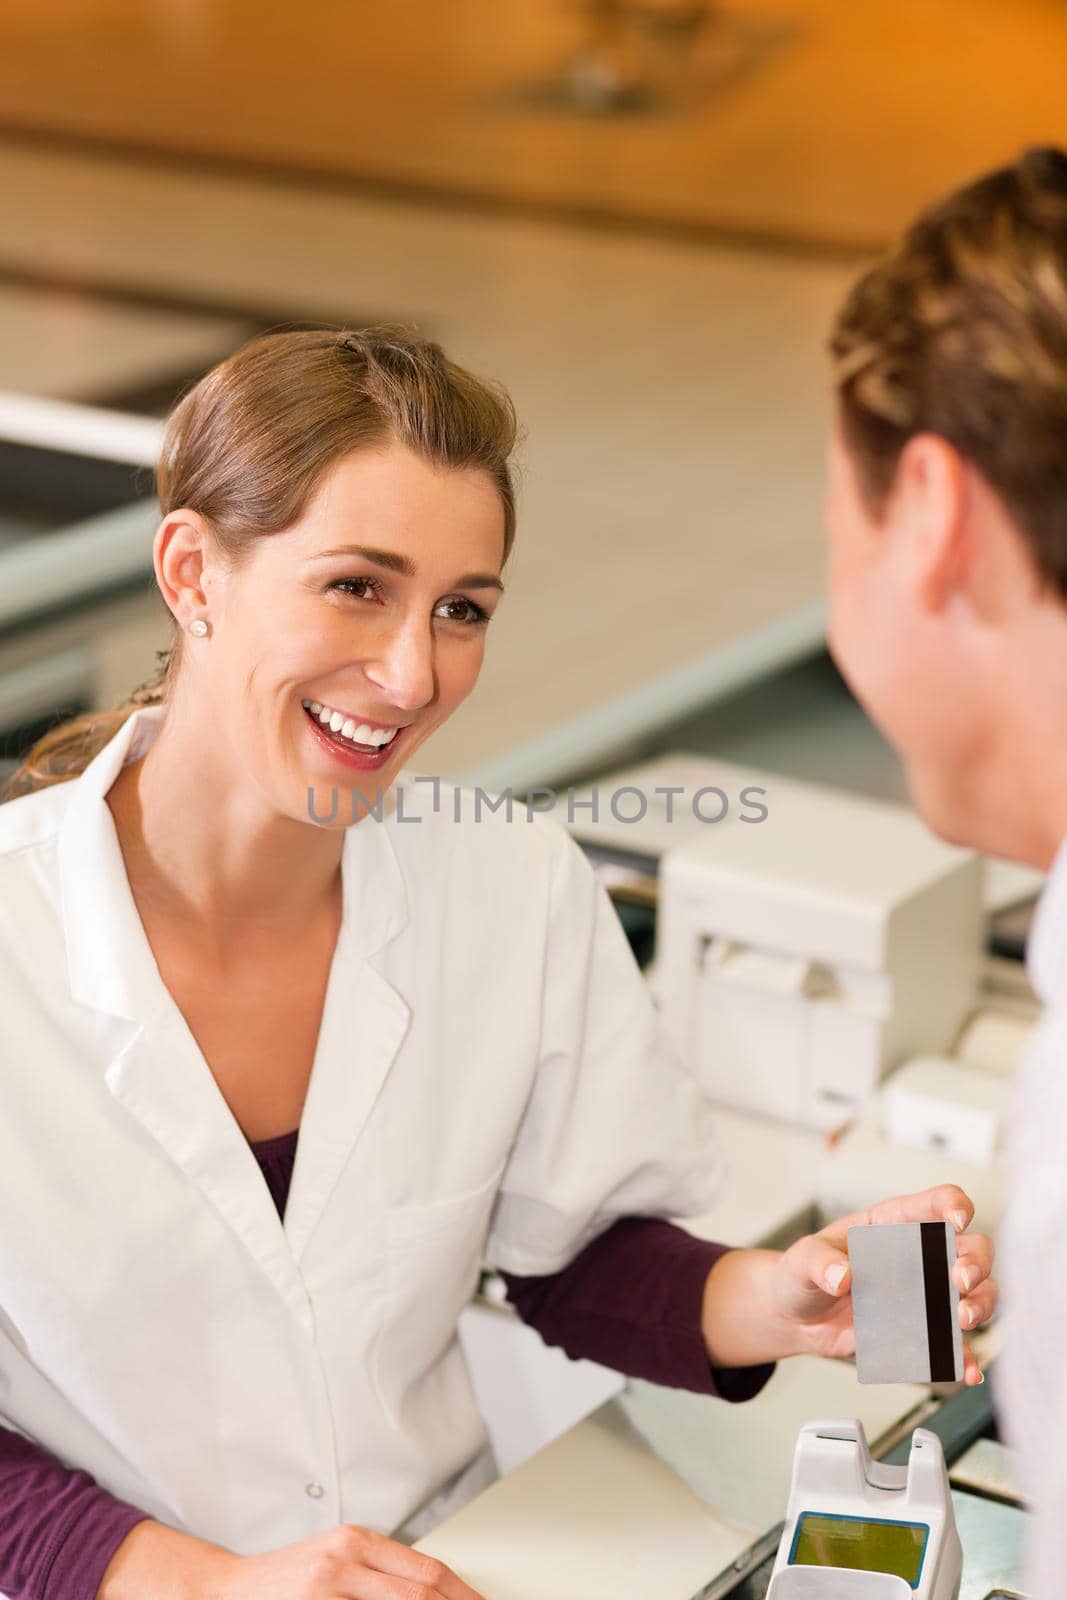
[105,718,346,943]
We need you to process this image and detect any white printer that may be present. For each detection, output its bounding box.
[651,764,984,1132]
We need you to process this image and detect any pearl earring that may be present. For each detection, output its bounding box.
[189,618,209,637]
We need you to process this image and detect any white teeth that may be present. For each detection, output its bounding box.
[302,699,399,748]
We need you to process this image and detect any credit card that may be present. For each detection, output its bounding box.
[847,1221,964,1384]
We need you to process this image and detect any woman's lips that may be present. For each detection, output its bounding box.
[302,704,403,770]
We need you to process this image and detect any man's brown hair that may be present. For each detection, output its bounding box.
[830,146,1067,598]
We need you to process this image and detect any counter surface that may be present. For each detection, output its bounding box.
[417,1356,930,1600]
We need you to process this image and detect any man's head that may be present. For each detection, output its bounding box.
[825,147,1067,866]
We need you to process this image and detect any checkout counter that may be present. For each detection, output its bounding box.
[419,1105,1020,1599]
[414,750,1035,1600]
[416,1361,1023,1599]
[418,1104,1022,1600]
[418,1098,1022,1598]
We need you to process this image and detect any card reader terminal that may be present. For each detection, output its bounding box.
[767,1419,962,1600]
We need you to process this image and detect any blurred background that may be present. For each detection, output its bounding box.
[0,0,1057,1531]
[5,0,1067,803]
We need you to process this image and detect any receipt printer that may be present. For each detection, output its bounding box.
[656,773,982,1131]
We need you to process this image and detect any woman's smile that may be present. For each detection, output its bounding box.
[300,697,408,770]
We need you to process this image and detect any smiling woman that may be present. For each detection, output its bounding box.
[0,325,995,1600]
[3,327,517,804]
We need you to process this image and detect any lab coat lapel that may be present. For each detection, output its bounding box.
[58,706,170,1023]
[57,708,310,1315]
[283,815,412,1262]
[56,707,412,1305]
[104,1006,313,1320]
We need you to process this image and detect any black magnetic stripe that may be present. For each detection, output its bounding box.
[920,1222,957,1382]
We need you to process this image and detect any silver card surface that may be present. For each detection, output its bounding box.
[848,1221,964,1385]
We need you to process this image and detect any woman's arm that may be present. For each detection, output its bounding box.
[0,1424,149,1600]
[502,1216,774,1400]
[503,1188,997,1391]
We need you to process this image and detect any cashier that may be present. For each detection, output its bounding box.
[822,145,1067,1600]
[0,329,993,1600]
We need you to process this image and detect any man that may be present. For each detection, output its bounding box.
[824,144,1067,1598]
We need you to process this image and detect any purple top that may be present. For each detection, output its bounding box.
[0,1130,773,1599]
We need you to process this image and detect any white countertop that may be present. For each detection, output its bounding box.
[425,1095,1004,1600]
[418,1357,930,1600]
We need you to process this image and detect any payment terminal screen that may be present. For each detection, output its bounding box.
[789,1512,928,1587]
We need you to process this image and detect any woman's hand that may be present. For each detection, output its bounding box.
[218,1524,487,1600]
[701,1184,996,1385]
[769,1184,996,1384]
[98,1518,486,1600]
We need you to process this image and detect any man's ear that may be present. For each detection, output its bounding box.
[889,433,970,613]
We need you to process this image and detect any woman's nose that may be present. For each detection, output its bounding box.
[363,617,436,712]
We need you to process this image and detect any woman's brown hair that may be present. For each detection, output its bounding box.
[830,145,1067,599]
[3,326,518,800]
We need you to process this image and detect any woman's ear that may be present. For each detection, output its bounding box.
[153,508,216,629]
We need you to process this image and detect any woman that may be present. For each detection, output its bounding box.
[822,145,1067,1600]
[0,328,993,1600]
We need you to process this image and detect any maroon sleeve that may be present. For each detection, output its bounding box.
[0,1425,149,1600]
[501,1216,776,1401]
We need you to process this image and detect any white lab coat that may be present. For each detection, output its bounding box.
[0,705,725,1555]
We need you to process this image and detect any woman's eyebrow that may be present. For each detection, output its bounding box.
[313,543,504,592]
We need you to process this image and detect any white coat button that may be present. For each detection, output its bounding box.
[305,1482,325,1499]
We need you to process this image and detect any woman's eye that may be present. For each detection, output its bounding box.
[434,597,490,627]
[328,578,489,627]
[329,576,382,600]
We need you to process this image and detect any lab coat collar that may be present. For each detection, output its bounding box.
[55,706,413,1298]
[57,704,410,1020]
[1027,830,1067,1006]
